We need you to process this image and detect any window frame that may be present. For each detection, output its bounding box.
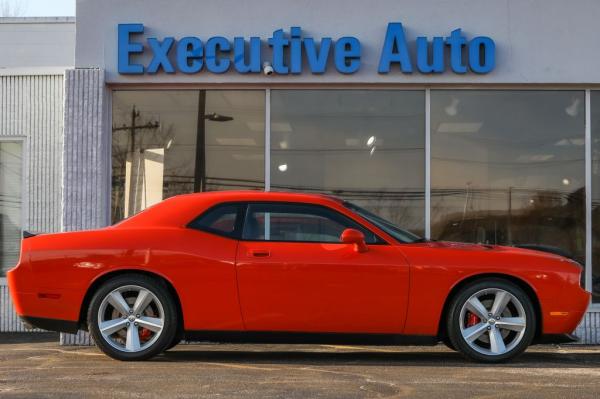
[0,136,28,279]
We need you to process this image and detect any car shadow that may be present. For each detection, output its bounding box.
[0,332,60,344]
[155,346,600,368]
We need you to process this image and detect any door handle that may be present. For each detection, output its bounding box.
[249,249,270,257]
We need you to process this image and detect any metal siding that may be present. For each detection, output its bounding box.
[59,68,108,345]
[62,68,108,232]
[0,74,64,332]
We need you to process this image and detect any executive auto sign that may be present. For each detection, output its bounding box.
[118,23,495,75]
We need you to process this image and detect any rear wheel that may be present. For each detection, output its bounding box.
[447,278,536,363]
[87,274,178,361]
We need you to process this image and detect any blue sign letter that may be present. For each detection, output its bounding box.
[206,37,231,73]
[268,29,290,74]
[147,37,176,74]
[335,37,361,74]
[303,37,331,74]
[445,29,467,74]
[416,36,444,73]
[378,23,412,73]
[118,24,144,74]
[234,37,261,73]
[176,37,203,74]
[469,36,495,74]
[289,27,303,74]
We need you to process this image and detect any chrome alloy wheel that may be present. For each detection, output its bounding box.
[459,288,527,356]
[97,285,165,353]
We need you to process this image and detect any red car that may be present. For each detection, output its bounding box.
[8,191,590,362]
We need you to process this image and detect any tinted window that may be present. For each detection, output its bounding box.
[242,203,380,243]
[189,204,240,237]
[344,202,422,243]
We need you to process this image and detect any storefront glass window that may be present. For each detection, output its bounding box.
[0,141,23,276]
[431,90,586,269]
[270,90,425,235]
[591,91,600,302]
[111,90,265,223]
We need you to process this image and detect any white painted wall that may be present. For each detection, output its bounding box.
[0,18,75,70]
[76,0,600,84]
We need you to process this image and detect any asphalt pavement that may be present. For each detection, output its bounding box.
[1,333,600,398]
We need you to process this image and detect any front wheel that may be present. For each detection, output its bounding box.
[446,278,536,363]
[87,274,178,361]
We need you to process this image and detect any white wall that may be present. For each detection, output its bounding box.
[0,18,75,69]
[76,0,600,84]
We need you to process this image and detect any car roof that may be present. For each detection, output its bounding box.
[114,191,346,228]
[173,190,343,203]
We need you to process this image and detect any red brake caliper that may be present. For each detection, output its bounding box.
[139,328,152,341]
[466,312,480,327]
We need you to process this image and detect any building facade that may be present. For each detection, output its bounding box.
[2,0,600,343]
[0,17,74,333]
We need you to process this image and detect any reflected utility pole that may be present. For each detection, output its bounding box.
[507,186,513,245]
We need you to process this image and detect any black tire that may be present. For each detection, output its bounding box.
[165,330,183,351]
[87,274,178,361]
[442,337,456,351]
[446,278,536,363]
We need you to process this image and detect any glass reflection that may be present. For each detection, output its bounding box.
[270,90,425,235]
[111,90,264,223]
[431,90,586,268]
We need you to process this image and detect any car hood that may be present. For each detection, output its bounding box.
[423,241,570,261]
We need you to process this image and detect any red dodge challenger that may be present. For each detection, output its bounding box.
[8,191,590,362]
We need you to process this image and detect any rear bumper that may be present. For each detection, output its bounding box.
[20,316,79,334]
[7,264,82,325]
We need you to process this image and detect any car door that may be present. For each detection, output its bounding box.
[235,202,410,334]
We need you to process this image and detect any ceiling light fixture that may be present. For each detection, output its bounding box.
[565,98,581,117]
[445,97,460,116]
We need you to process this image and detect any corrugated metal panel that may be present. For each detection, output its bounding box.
[0,74,63,233]
[62,68,108,231]
[0,280,43,332]
[0,74,64,332]
[60,68,108,346]
[60,330,94,346]
[574,310,600,344]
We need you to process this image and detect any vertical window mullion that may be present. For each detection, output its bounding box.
[265,89,271,192]
[425,88,431,240]
[586,89,592,293]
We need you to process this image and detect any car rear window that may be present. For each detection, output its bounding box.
[188,204,241,238]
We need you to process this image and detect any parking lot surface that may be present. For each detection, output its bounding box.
[1,333,600,398]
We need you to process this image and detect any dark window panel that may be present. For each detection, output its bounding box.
[111,90,265,223]
[431,90,586,295]
[270,90,425,236]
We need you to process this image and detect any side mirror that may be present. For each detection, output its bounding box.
[340,228,368,253]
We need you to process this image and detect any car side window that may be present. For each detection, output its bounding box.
[241,203,381,244]
[188,204,240,238]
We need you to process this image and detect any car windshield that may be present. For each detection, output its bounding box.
[344,202,424,244]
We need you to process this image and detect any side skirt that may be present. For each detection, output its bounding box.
[183,331,439,346]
